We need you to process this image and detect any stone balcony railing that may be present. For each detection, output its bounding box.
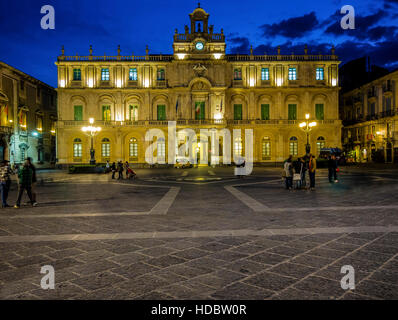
[0,126,13,134]
[57,119,340,128]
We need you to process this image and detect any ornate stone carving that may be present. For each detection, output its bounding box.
[193,63,207,77]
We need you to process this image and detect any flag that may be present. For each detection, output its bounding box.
[195,103,201,114]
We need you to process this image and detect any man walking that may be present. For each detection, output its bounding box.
[14,159,35,208]
[117,161,124,180]
[26,157,37,205]
[308,154,316,191]
[284,157,293,190]
[0,160,12,208]
[328,154,338,183]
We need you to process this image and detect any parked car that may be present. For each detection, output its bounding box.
[174,157,193,169]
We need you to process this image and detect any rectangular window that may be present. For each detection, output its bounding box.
[129,68,138,81]
[315,104,324,120]
[101,68,110,81]
[20,81,24,91]
[102,105,111,121]
[73,143,82,158]
[157,105,166,121]
[195,102,205,120]
[261,104,270,120]
[289,142,298,156]
[129,142,138,158]
[288,67,297,80]
[130,105,138,121]
[158,141,166,158]
[261,68,269,81]
[234,68,242,80]
[73,69,81,81]
[288,104,297,120]
[234,104,243,120]
[102,143,110,157]
[370,103,375,116]
[234,140,243,156]
[317,141,325,155]
[36,115,43,131]
[157,69,165,80]
[316,67,324,80]
[262,140,271,159]
[74,105,83,121]
[19,110,27,130]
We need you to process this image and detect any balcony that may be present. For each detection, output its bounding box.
[260,80,271,87]
[155,80,167,88]
[232,80,243,87]
[127,80,138,88]
[0,126,13,134]
[70,80,83,88]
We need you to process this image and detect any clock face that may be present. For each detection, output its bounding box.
[195,42,204,51]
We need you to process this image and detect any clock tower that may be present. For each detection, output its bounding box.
[173,4,226,60]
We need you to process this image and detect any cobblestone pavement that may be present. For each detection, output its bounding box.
[0,166,397,300]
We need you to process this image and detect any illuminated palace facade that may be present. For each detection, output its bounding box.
[56,6,341,166]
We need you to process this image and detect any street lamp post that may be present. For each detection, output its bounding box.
[299,114,317,156]
[82,118,101,165]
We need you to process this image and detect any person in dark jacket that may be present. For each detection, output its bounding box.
[111,162,116,179]
[117,161,124,180]
[14,160,35,208]
[0,160,12,208]
[26,157,38,205]
[328,154,338,183]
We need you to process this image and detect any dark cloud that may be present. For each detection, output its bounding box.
[324,9,391,40]
[260,12,319,38]
[228,36,250,54]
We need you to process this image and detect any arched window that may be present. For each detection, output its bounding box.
[289,137,298,156]
[157,138,166,159]
[129,138,138,160]
[73,138,82,158]
[316,137,326,155]
[234,137,243,156]
[262,137,271,160]
[101,138,110,158]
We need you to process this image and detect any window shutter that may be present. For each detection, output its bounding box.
[234,104,242,120]
[261,104,270,120]
[288,104,296,120]
[74,106,83,121]
[315,104,324,120]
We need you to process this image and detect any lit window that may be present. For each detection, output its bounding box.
[19,110,27,130]
[101,138,110,158]
[234,138,243,156]
[101,68,110,81]
[36,115,43,131]
[317,137,325,155]
[129,138,138,158]
[261,68,269,81]
[289,136,298,155]
[157,69,165,81]
[129,68,138,81]
[73,138,82,158]
[262,137,271,159]
[234,68,242,80]
[316,67,324,81]
[73,69,81,81]
[288,67,297,81]
[157,138,166,158]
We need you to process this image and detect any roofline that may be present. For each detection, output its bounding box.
[342,68,398,96]
[0,61,55,90]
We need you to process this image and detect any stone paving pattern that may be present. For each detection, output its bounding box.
[0,167,397,300]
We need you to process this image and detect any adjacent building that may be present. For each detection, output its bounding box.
[56,5,342,166]
[0,61,57,166]
[341,69,398,163]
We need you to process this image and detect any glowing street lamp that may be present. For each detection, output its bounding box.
[299,113,317,155]
[82,118,102,164]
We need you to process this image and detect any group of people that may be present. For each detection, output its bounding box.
[0,157,38,208]
[106,161,136,180]
[283,154,339,191]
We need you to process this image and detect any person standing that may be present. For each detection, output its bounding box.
[14,160,35,208]
[26,157,37,205]
[0,160,13,208]
[105,160,110,174]
[308,154,317,191]
[117,161,124,180]
[284,158,293,190]
[111,162,116,179]
[328,154,338,183]
[300,157,307,189]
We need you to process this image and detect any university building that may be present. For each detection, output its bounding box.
[56,5,341,166]
[0,61,57,166]
[341,69,398,163]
